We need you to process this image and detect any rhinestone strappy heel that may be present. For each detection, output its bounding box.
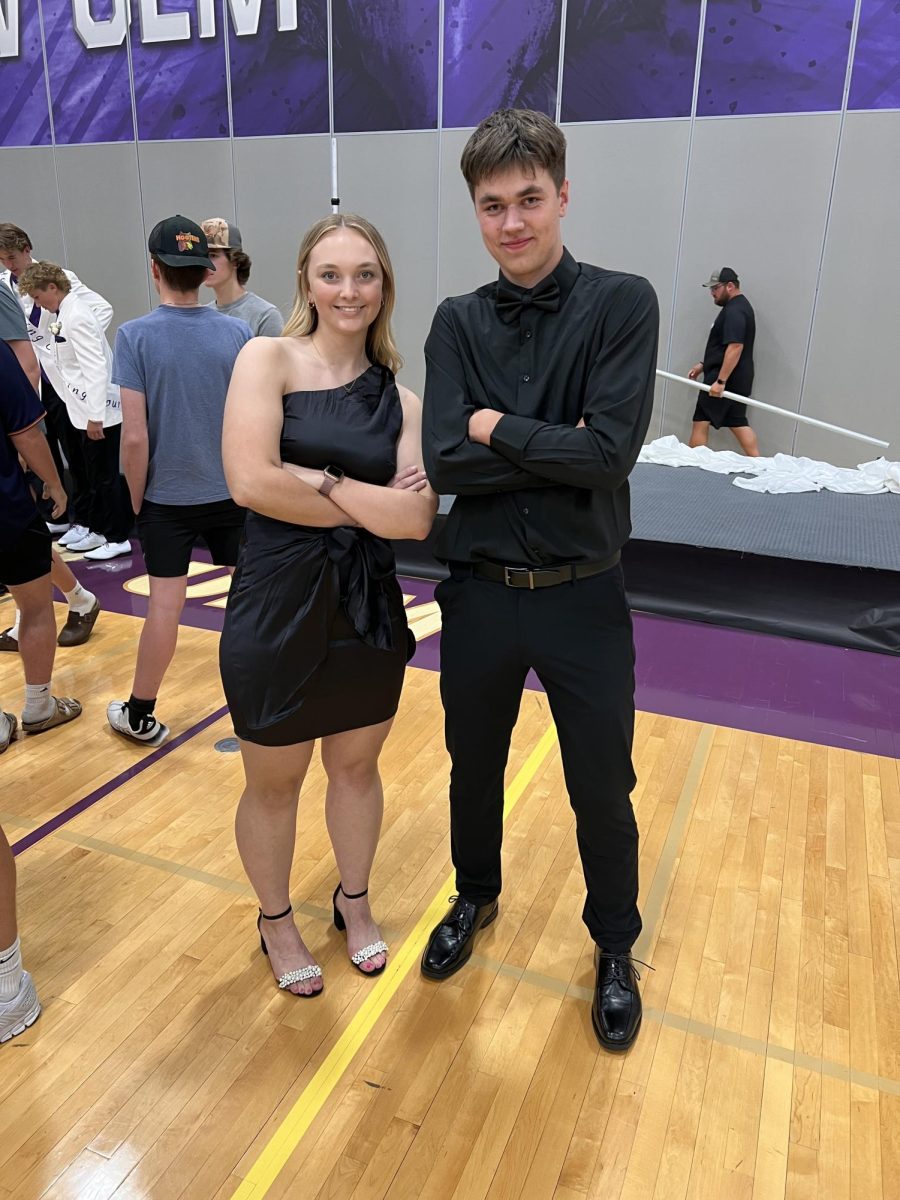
[257,904,323,995]
[332,884,388,976]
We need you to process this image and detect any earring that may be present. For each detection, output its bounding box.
[308,299,315,307]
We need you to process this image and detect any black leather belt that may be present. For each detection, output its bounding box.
[470,551,620,590]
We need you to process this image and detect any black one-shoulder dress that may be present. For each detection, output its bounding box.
[219,365,414,746]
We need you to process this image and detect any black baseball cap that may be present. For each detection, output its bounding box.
[702,267,739,287]
[148,215,213,268]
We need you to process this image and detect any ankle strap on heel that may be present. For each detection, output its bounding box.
[338,883,368,901]
[259,904,293,922]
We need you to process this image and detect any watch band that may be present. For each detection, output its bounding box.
[319,465,344,497]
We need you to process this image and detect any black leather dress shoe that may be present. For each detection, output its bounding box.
[421,895,499,980]
[591,947,643,1051]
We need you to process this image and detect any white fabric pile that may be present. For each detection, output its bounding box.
[637,436,900,495]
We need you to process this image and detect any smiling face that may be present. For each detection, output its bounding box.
[473,164,568,289]
[305,228,384,334]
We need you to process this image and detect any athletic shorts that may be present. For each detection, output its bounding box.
[0,514,53,586]
[693,392,750,429]
[137,498,246,578]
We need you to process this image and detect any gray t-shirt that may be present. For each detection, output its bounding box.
[0,279,28,342]
[207,290,283,336]
[113,305,252,505]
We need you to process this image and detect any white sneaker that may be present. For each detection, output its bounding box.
[0,971,41,1044]
[107,701,170,747]
[67,530,106,552]
[46,521,71,535]
[83,540,132,561]
[58,524,88,547]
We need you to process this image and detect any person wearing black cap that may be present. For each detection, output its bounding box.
[687,268,759,456]
[201,218,284,336]
[107,216,252,746]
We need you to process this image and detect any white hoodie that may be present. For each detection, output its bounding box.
[41,291,121,430]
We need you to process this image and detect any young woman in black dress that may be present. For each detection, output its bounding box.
[220,215,437,995]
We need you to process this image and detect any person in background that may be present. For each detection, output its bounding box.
[108,216,251,747]
[17,262,132,561]
[687,267,759,456]
[201,219,284,336]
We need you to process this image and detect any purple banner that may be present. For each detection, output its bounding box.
[332,0,439,132]
[443,0,562,129]
[0,0,51,146]
[42,0,133,144]
[561,0,701,123]
[230,0,328,136]
[130,0,228,139]
[697,0,855,116]
[849,0,900,110]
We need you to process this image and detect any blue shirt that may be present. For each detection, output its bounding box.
[113,305,252,505]
[0,339,44,547]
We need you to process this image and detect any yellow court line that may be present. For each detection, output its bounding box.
[231,723,559,1200]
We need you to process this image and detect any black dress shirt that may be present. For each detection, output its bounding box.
[423,248,659,565]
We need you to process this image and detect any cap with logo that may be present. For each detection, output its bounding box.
[148,215,213,268]
[702,267,739,288]
[201,217,243,251]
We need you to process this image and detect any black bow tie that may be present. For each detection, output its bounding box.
[495,276,561,323]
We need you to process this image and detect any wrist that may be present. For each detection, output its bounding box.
[318,465,345,497]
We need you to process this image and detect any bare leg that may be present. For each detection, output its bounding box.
[8,575,55,684]
[688,421,710,449]
[50,549,77,596]
[731,425,760,457]
[322,718,394,972]
[234,738,322,995]
[0,826,16,949]
[132,576,187,698]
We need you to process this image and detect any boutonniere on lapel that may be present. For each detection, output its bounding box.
[49,320,66,343]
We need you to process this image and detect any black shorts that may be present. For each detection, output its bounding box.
[693,393,750,429]
[0,514,53,586]
[137,498,246,578]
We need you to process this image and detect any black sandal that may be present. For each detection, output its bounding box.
[332,884,388,976]
[257,904,323,994]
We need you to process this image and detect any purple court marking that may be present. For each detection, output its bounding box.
[12,703,229,856]
[65,544,900,758]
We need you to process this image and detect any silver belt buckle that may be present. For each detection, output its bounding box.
[504,566,536,589]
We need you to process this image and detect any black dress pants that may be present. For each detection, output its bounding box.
[42,380,89,523]
[436,563,641,953]
[75,424,132,543]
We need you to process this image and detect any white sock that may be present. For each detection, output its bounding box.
[4,610,20,641]
[0,936,23,1000]
[63,583,95,616]
[23,683,54,723]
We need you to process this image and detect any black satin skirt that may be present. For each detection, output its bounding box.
[219,516,414,746]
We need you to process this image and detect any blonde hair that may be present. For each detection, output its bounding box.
[17,260,70,297]
[282,214,403,375]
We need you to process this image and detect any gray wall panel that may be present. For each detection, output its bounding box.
[55,143,149,330]
[337,132,440,397]
[796,111,900,465]
[135,139,235,311]
[0,148,65,264]
[665,114,842,455]
[231,135,332,321]
[437,128,501,304]
[564,120,692,441]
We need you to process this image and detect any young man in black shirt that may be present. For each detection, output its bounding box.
[421,108,659,1051]
[687,267,759,456]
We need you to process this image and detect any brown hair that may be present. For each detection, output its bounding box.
[0,223,32,253]
[460,108,567,198]
[223,247,251,286]
[17,260,70,297]
[282,214,402,375]
[151,254,209,293]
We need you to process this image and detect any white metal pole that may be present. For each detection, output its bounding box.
[657,370,889,450]
[330,137,339,214]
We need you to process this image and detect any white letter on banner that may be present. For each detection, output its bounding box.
[0,0,19,59]
[226,0,262,37]
[197,0,216,38]
[72,0,127,50]
[139,0,190,44]
[277,0,297,33]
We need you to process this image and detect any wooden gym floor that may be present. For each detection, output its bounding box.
[1,578,899,1200]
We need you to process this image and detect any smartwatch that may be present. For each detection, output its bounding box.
[716,378,727,385]
[319,465,344,497]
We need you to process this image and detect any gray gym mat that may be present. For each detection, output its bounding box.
[629,463,900,572]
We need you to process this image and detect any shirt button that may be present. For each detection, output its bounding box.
[525,331,532,339]
[522,507,529,515]
[523,374,530,382]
